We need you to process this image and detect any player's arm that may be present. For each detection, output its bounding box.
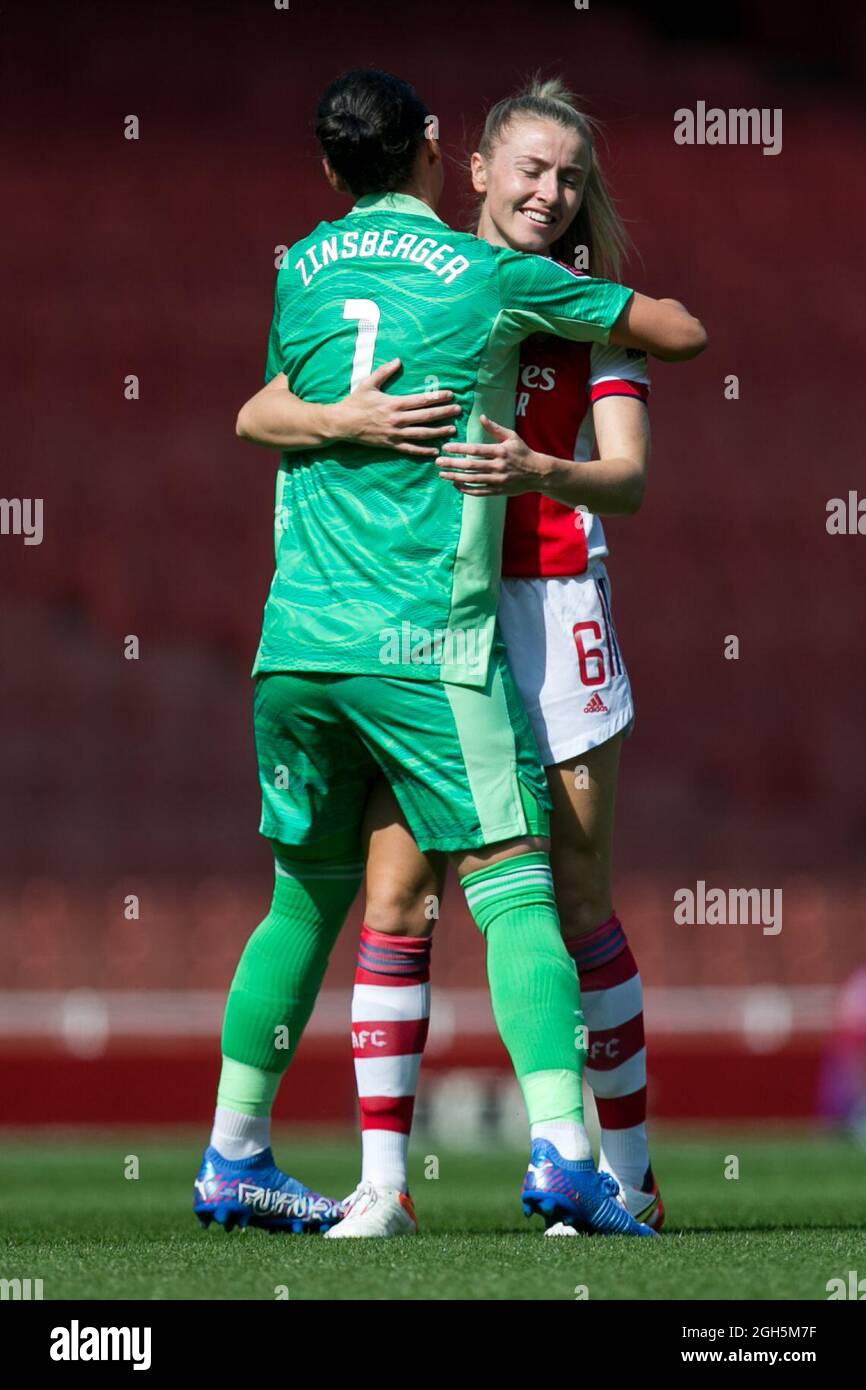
[542,395,649,512]
[236,362,460,458]
[236,374,333,449]
[498,252,707,362]
[609,295,706,362]
[436,397,648,511]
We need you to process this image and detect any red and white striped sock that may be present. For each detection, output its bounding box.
[352,924,432,1193]
[564,914,651,1192]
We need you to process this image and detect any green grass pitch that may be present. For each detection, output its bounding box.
[1,1130,864,1300]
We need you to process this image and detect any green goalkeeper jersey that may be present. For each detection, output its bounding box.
[253,191,632,688]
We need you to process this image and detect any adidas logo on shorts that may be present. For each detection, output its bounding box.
[583,692,609,714]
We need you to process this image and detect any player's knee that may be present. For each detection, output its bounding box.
[453,835,550,880]
[365,885,436,937]
[554,849,611,936]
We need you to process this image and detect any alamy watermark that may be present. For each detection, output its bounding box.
[0,497,43,545]
[50,1321,151,1369]
[826,1271,866,1299]
[674,102,782,156]
[378,621,489,672]
[826,491,866,534]
[674,880,782,935]
[1,1277,43,1299]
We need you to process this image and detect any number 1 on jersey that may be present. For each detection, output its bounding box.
[343,299,381,391]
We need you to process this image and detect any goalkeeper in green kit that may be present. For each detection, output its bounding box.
[192,69,706,1238]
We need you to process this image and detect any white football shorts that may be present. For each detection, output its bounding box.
[498,563,635,767]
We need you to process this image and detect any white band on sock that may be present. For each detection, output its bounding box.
[361,1130,410,1192]
[530,1121,592,1162]
[599,1123,650,1191]
[210,1106,271,1161]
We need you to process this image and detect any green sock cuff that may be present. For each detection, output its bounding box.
[216,1057,281,1117]
[520,1069,584,1127]
[460,849,549,893]
[461,852,555,938]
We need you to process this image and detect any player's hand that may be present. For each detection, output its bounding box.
[435,414,544,495]
[331,359,461,457]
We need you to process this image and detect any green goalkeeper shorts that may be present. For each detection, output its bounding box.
[253,640,551,855]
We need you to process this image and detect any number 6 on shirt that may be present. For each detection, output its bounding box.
[572,620,606,687]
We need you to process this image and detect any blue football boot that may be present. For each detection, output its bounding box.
[193,1145,345,1234]
[521,1139,658,1236]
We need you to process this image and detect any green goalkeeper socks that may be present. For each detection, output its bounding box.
[218,845,583,1130]
[217,841,362,1117]
[461,851,585,1126]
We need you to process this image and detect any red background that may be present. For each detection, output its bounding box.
[2,0,865,1124]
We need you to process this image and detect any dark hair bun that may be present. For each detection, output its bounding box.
[316,69,429,197]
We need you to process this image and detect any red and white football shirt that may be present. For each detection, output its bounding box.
[502,330,650,578]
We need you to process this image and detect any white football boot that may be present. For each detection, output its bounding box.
[323,1181,418,1238]
[613,1170,665,1231]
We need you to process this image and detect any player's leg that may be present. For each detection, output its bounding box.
[213,830,361,1143]
[325,783,445,1237]
[195,671,372,1234]
[453,831,649,1234]
[500,565,662,1228]
[547,736,662,1227]
[453,828,587,1154]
